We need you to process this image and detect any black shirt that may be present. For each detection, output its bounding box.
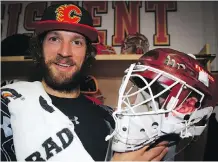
[49,94,112,161]
[1,93,114,161]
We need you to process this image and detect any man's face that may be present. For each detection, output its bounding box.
[41,30,87,91]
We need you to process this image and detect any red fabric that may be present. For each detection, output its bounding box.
[85,95,103,105]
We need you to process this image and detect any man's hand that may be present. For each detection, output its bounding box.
[111,141,169,161]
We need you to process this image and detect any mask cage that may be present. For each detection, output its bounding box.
[117,64,205,116]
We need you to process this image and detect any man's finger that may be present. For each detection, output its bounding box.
[156,141,169,147]
[142,146,168,160]
[140,141,169,153]
[151,147,169,161]
[139,145,150,154]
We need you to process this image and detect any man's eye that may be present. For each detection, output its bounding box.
[49,37,59,42]
[72,40,83,46]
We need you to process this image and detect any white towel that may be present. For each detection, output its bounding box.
[1,81,94,161]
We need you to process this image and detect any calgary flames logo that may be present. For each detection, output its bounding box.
[55,4,82,23]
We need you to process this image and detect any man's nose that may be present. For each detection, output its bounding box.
[57,42,72,57]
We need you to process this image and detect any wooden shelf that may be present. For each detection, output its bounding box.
[1,56,32,62]
[0,54,216,62]
[96,54,141,60]
[0,55,141,62]
[1,54,216,80]
[195,54,216,64]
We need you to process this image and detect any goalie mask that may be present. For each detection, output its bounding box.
[106,48,217,152]
[121,32,149,54]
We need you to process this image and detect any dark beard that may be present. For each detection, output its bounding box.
[40,57,84,93]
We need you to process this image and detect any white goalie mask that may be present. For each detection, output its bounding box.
[105,48,217,153]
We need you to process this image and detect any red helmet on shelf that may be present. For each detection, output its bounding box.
[92,35,116,55]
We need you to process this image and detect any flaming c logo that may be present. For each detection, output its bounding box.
[55,4,82,23]
[1,88,23,103]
